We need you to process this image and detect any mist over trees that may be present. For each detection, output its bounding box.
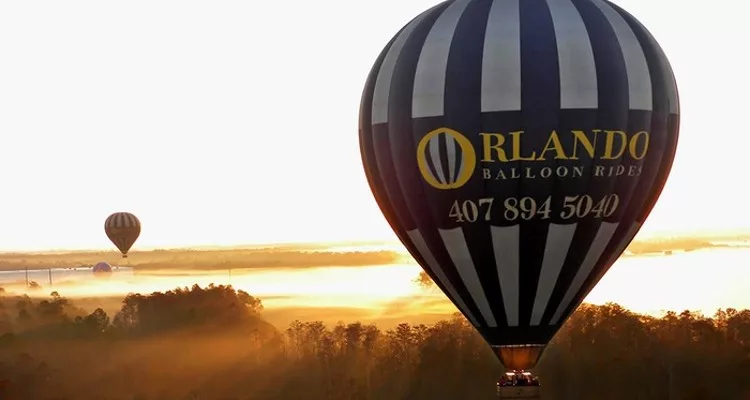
[0,285,747,400]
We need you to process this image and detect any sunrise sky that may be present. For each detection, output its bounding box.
[0,0,747,251]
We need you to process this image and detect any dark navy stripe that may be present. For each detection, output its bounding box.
[359,30,453,300]
[540,0,634,325]
[611,2,680,224]
[360,35,406,235]
[360,12,471,316]
[638,115,679,223]
[359,33,410,243]
[602,2,673,250]
[386,3,489,325]
[445,0,511,330]
[517,0,559,327]
[558,1,678,324]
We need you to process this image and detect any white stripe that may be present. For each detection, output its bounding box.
[546,0,598,109]
[439,227,498,326]
[406,229,480,327]
[608,4,678,114]
[601,222,641,272]
[412,0,472,118]
[429,135,448,184]
[481,0,522,112]
[590,0,652,111]
[490,225,520,326]
[371,8,438,124]
[530,223,577,326]
[446,134,457,183]
[549,221,623,325]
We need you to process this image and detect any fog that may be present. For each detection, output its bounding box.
[3,247,750,330]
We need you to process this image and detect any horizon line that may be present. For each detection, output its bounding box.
[1,229,750,256]
[0,239,408,256]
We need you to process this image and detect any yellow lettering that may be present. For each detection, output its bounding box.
[537,131,568,161]
[602,131,628,160]
[480,133,507,162]
[570,130,598,159]
[628,131,649,160]
[509,131,536,161]
[474,128,649,166]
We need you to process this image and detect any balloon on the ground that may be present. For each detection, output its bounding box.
[105,212,141,258]
[93,261,113,277]
[359,0,679,371]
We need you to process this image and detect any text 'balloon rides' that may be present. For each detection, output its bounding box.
[359,0,678,372]
[105,212,141,259]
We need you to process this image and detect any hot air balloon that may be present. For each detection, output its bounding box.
[359,0,678,392]
[93,261,113,277]
[105,212,141,259]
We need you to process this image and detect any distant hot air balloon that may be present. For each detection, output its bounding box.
[360,0,678,377]
[93,261,113,277]
[105,212,141,258]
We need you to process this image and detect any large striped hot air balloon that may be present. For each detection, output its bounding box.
[359,0,678,375]
[104,212,141,258]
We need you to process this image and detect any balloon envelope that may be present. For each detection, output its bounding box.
[359,0,678,370]
[104,212,141,258]
[93,261,113,276]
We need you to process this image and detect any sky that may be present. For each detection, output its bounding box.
[0,0,748,251]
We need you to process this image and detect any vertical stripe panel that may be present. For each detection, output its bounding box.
[481,0,522,112]
[546,0,598,109]
[371,8,438,124]
[439,227,498,326]
[550,221,621,324]
[491,225,521,326]
[608,2,678,113]
[412,0,472,118]
[530,223,577,325]
[590,0,652,111]
[407,229,481,326]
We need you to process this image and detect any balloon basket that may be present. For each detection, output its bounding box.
[496,385,541,399]
[497,371,541,399]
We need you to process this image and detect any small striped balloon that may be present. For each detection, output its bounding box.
[104,212,141,258]
[359,0,678,371]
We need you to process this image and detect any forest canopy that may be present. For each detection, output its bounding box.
[0,285,747,400]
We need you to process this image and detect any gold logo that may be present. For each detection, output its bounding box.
[416,128,476,190]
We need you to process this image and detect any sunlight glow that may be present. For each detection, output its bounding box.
[0,0,747,251]
[9,248,750,323]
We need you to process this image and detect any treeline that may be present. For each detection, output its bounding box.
[0,249,403,271]
[0,286,748,399]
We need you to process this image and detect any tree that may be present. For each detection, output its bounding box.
[0,285,748,399]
